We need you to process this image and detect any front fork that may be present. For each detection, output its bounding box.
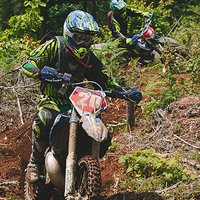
[92,140,100,163]
[64,107,79,198]
[64,108,101,199]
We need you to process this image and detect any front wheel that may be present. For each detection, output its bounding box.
[76,155,101,200]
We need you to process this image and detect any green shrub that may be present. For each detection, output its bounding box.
[119,149,196,187]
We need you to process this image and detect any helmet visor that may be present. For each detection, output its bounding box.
[72,33,95,46]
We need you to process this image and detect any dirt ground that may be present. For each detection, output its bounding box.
[0,94,200,199]
[0,97,130,200]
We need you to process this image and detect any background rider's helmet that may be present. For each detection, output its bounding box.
[110,0,126,16]
[63,10,99,59]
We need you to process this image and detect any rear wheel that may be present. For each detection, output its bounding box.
[76,155,101,200]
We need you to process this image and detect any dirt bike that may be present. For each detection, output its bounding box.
[92,12,180,65]
[24,77,136,200]
[126,12,180,64]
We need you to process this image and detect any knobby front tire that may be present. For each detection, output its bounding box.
[76,155,101,200]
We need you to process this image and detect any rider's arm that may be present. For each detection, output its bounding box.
[126,8,143,17]
[22,39,58,80]
[109,13,127,43]
[127,8,149,18]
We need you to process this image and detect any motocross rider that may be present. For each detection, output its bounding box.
[108,0,150,47]
[22,10,142,183]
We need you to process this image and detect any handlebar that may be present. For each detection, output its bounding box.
[131,12,154,42]
[144,12,154,25]
[44,76,139,104]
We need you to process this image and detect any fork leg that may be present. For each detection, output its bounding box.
[64,109,79,197]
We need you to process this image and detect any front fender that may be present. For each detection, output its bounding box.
[80,115,108,143]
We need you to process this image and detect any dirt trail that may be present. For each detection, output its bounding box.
[0,95,200,199]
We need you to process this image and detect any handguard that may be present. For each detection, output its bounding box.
[39,66,71,83]
[115,89,142,103]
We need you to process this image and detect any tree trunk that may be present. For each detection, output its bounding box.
[83,0,87,11]
[37,0,48,42]
[92,0,96,19]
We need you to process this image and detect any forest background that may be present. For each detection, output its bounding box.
[0,0,200,199]
[0,0,199,72]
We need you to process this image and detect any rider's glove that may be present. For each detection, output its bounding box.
[116,89,142,103]
[143,12,150,18]
[36,66,70,83]
[126,36,139,46]
[126,38,133,45]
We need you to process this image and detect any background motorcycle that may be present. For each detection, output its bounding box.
[24,73,136,200]
[92,12,180,65]
[127,12,180,64]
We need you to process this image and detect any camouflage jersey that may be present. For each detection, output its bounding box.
[109,8,143,43]
[22,36,122,112]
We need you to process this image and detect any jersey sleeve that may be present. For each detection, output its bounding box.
[126,8,143,17]
[22,39,58,79]
[109,13,127,42]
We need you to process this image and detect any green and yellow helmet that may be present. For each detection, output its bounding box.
[110,0,126,11]
[63,10,99,59]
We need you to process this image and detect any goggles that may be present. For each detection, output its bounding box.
[72,33,95,46]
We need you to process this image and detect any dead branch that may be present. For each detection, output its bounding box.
[167,15,183,37]
[149,109,163,139]
[12,87,24,125]
[14,126,31,141]
[0,181,19,186]
[155,181,182,193]
[174,134,200,149]
[0,82,39,90]
[6,65,22,75]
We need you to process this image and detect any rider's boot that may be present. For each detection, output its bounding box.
[25,133,46,183]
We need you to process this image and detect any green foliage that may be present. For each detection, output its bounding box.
[108,140,120,152]
[0,34,39,71]
[173,7,200,55]
[91,38,128,83]
[127,0,174,36]
[0,0,24,31]
[98,25,112,42]
[186,52,200,94]
[0,0,43,72]
[118,149,196,187]
[47,3,82,35]
[6,0,46,39]
[106,119,126,134]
